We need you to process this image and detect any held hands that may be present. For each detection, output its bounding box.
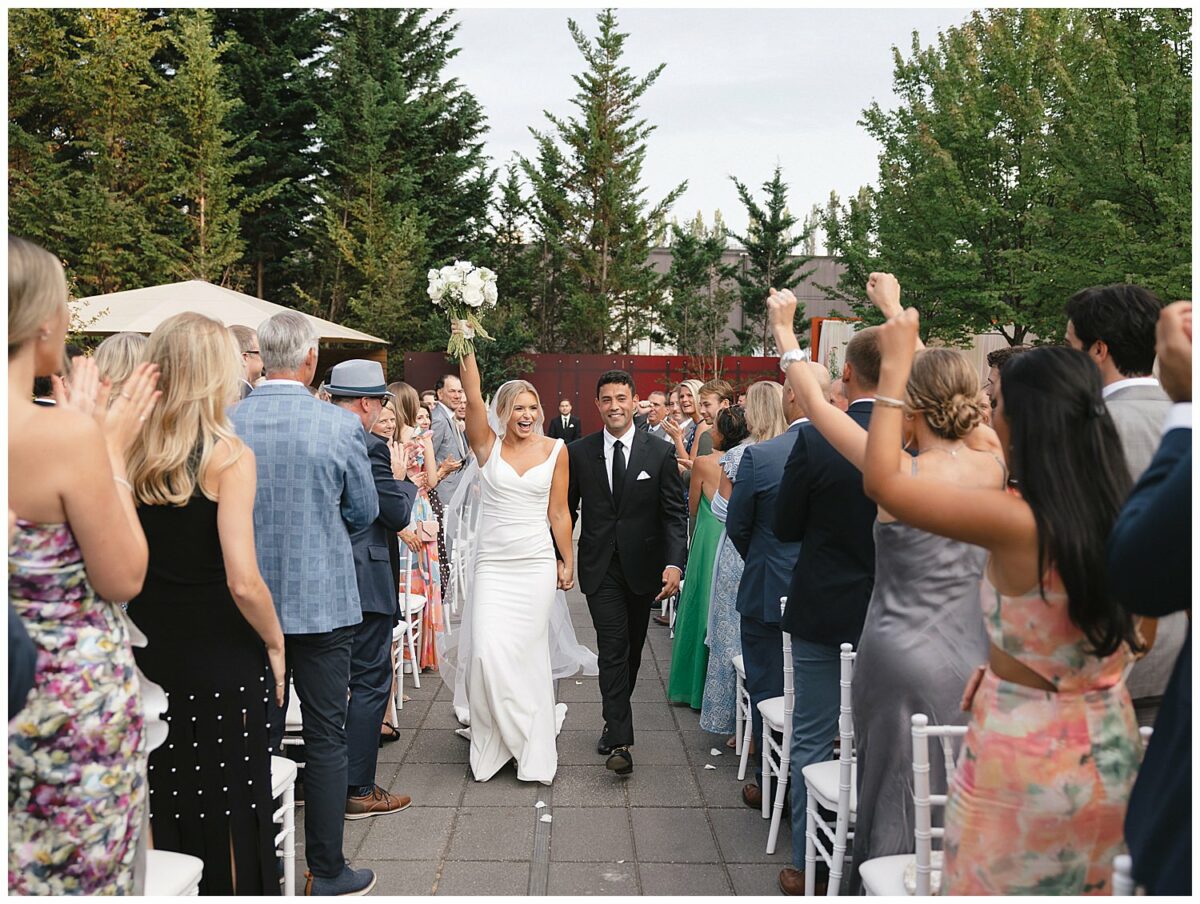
[866,272,902,318]
[1156,301,1192,403]
[556,559,575,591]
[655,566,681,603]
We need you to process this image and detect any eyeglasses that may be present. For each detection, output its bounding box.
[243,349,261,357]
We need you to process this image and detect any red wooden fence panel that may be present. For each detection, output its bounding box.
[403,352,782,435]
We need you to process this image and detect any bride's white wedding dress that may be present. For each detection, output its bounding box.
[467,436,567,784]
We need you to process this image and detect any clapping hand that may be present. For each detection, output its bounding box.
[866,272,902,319]
[661,417,683,441]
[51,356,109,418]
[388,439,410,480]
[1156,301,1192,403]
[101,362,162,455]
[438,456,462,478]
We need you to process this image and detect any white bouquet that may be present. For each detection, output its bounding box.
[427,260,499,360]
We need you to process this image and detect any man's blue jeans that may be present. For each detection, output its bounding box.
[786,636,841,870]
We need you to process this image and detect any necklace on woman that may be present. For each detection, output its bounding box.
[921,440,966,458]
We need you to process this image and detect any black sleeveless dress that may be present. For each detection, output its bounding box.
[127,495,279,895]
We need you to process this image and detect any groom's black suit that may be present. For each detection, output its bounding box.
[568,428,688,748]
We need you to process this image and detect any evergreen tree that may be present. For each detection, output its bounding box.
[521,138,577,352]
[728,165,813,353]
[9,8,180,294]
[214,9,328,300]
[658,213,737,367]
[168,9,267,286]
[523,9,685,353]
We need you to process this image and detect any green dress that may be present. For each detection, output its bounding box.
[667,493,723,708]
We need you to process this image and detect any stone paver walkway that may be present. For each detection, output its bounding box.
[292,585,793,895]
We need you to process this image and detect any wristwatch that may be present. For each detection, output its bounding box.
[778,348,809,372]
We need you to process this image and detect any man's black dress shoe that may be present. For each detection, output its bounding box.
[597,728,613,756]
[606,746,633,775]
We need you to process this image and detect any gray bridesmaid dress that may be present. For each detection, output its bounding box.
[847,517,989,893]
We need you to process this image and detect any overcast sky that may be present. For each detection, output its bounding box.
[444,7,973,252]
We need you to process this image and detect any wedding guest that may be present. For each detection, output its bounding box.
[667,388,683,424]
[431,373,468,501]
[420,389,437,407]
[644,390,673,443]
[700,383,786,739]
[416,402,434,430]
[548,398,582,442]
[387,380,447,671]
[8,235,160,894]
[983,344,1031,406]
[773,321,881,894]
[94,331,148,403]
[229,324,263,399]
[1066,283,1184,727]
[634,397,652,429]
[125,312,286,894]
[667,406,748,708]
[327,361,417,820]
[769,276,1003,892]
[230,311,381,896]
[861,307,1142,895]
[1109,301,1191,896]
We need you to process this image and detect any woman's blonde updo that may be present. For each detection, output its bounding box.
[126,312,245,506]
[94,331,149,402]
[494,380,543,435]
[905,348,986,440]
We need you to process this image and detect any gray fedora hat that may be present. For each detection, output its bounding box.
[325,359,391,398]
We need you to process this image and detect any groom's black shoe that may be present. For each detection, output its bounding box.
[597,728,613,756]
[606,746,633,775]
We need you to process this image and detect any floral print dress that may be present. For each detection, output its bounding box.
[942,567,1141,894]
[8,520,146,895]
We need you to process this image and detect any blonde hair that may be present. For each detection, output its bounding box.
[905,348,986,440]
[677,379,703,407]
[94,332,148,401]
[494,380,543,435]
[744,381,787,442]
[8,235,68,356]
[127,312,245,506]
[387,381,421,431]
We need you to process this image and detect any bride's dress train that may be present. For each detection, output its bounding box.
[440,434,597,785]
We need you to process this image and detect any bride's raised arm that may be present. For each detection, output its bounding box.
[454,323,496,464]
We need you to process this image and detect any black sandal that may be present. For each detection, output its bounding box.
[379,722,401,746]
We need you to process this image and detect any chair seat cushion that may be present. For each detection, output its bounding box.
[858,854,913,896]
[732,654,746,679]
[801,759,857,815]
[270,754,298,798]
[145,849,204,896]
[756,695,786,729]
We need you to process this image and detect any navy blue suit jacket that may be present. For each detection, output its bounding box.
[774,401,877,645]
[1108,424,1191,895]
[350,432,417,618]
[726,422,804,625]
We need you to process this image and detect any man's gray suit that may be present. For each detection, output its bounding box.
[345,432,417,792]
[230,383,378,881]
[430,401,469,503]
[1105,380,1186,726]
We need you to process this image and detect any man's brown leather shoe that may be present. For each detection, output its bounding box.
[778,867,828,896]
[741,782,762,809]
[345,785,412,820]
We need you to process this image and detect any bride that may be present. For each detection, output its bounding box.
[441,329,591,784]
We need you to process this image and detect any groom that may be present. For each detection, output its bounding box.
[567,370,688,775]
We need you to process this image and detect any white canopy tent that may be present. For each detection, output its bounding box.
[73,280,386,346]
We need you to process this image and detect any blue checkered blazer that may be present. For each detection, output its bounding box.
[231,382,379,634]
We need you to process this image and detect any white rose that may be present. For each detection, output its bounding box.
[454,260,473,277]
[427,269,440,283]
[482,281,498,307]
[478,267,497,283]
[463,269,485,293]
[427,279,445,304]
[462,284,485,308]
[439,265,459,283]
